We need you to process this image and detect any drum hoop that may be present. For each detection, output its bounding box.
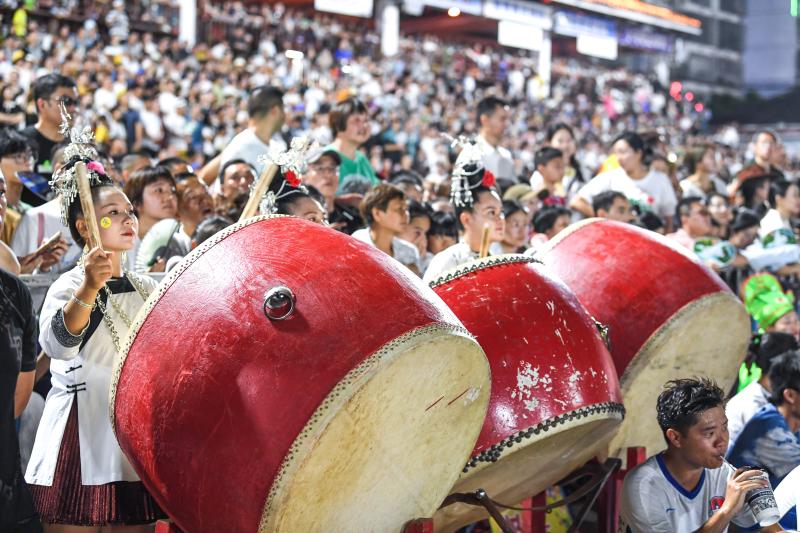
[108,214,286,434]
[257,321,480,533]
[461,401,625,475]
[429,254,542,289]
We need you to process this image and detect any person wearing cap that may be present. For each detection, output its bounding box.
[727,350,800,529]
[503,183,539,219]
[22,74,78,182]
[303,148,340,215]
[727,333,799,446]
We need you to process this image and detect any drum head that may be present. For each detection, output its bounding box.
[608,291,750,458]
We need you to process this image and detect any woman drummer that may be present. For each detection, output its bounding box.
[26,155,164,532]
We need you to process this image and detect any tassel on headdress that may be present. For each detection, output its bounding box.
[256,136,314,215]
[443,134,496,208]
[49,102,107,225]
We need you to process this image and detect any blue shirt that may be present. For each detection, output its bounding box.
[727,403,800,528]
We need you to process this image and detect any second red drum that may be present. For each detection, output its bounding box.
[430,255,624,531]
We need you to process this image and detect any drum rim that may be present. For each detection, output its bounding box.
[108,214,285,433]
[461,401,625,475]
[258,321,485,533]
[428,253,542,288]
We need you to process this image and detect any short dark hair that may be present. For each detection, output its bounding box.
[476,96,508,128]
[407,199,432,223]
[634,211,665,232]
[534,147,563,169]
[389,170,424,189]
[428,210,458,239]
[247,86,284,120]
[769,179,797,208]
[592,190,627,215]
[359,183,406,227]
[757,333,799,375]
[123,165,176,210]
[330,97,368,138]
[502,199,526,220]
[533,206,570,234]
[656,378,725,443]
[0,129,36,159]
[769,351,800,405]
[218,159,257,185]
[31,73,76,106]
[64,159,117,248]
[676,195,704,220]
[192,215,233,246]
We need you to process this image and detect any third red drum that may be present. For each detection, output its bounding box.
[538,219,750,458]
[430,254,624,531]
[110,216,491,533]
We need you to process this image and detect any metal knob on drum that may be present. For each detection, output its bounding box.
[110,216,491,533]
[429,255,624,531]
[538,219,750,458]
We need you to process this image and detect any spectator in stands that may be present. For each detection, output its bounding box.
[500,200,530,253]
[218,86,286,180]
[528,206,571,253]
[326,97,379,192]
[727,351,800,528]
[22,74,77,181]
[0,173,21,274]
[680,145,727,199]
[727,333,798,445]
[192,215,233,249]
[0,130,39,245]
[118,153,151,186]
[738,130,785,182]
[123,165,178,270]
[759,180,800,245]
[353,184,419,274]
[216,159,257,208]
[302,148,340,217]
[476,96,514,181]
[706,193,733,239]
[175,177,214,249]
[530,147,566,207]
[389,171,424,203]
[571,132,677,232]
[667,196,712,250]
[427,211,458,256]
[592,191,634,223]
[400,200,433,275]
[542,123,586,205]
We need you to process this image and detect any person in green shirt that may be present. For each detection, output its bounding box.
[325,97,380,194]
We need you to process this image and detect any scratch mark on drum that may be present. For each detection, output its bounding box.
[425,395,445,411]
[546,300,555,315]
[569,370,581,383]
[447,388,470,406]
[523,398,540,411]
[554,329,565,345]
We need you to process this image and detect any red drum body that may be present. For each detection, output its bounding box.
[430,256,624,531]
[111,216,491,533]
[539,219,750,457]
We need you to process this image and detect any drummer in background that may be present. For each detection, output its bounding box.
[620,378,779,533]
[422,140,504,283]
[592,191,634,223]
[352,183,420,275]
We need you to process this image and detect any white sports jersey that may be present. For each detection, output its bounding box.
[620,454,758,533]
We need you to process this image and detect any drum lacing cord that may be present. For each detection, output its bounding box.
[440,458,621,533]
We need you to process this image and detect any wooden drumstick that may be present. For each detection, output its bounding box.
[239,163,280,222]
[479,222,491,259]
[75,161,102,250]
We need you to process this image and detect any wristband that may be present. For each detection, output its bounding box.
[71,293,96,310]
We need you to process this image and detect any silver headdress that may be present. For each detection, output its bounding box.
[444,134,489,208]
[256,136,315,215]
[49,103,104,225]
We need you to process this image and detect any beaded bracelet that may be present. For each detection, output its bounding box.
[71,293,95,310]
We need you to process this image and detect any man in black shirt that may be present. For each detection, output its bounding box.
[21,74,78,183]
[0,269,41,532]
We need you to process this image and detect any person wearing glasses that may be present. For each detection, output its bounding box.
[22,74,78,182]
[666,196,714,251]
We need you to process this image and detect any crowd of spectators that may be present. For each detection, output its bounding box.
[5,1,800,531]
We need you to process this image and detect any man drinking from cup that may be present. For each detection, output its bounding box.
[620,378,782,532]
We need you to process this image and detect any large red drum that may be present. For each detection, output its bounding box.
[538,219,750,457]
[429,255,624,531]
[110,216,491,533]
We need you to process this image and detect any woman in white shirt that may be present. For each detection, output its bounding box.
[27,159,163,531]
[571,132,678,232]
[680,144,727,199]
[760,179,800,244]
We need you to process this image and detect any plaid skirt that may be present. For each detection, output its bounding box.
[27,400,165,526]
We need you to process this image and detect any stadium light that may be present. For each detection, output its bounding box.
[448,7,461,17]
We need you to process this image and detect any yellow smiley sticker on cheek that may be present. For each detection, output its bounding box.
[100,217,112,229]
